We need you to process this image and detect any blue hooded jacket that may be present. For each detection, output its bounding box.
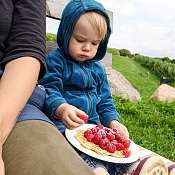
[40,0,120,129]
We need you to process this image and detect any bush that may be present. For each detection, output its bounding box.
[46,33,57,41]
[134,55,175,82]
[107,48,120,56]
[119,49,132,58]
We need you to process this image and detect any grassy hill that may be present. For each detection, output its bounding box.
[111,54,175,162]
[112,55,160,99]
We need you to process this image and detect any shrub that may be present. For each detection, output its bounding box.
[107,48,120,56]
[119,49,132,58]
[46,33,57,41]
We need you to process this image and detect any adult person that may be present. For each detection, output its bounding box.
[0,0,95,175]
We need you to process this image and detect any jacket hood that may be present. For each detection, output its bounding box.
[57,0,111,62]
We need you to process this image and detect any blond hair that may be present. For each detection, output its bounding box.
[83,12,107,40]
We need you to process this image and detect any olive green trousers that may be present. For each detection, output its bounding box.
[2,120,95,175]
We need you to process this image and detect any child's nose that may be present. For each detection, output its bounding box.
[82,43,90,51]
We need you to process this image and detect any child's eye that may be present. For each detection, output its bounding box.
[76,38,84,43]
[92,42,99,46]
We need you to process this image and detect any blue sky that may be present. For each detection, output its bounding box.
[46,0,175,59]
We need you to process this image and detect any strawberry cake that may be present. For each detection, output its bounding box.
[75,124,131,158]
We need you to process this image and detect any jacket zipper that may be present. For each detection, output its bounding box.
[80,64,93,115]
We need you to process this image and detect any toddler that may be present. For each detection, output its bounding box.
[40,0,129,174]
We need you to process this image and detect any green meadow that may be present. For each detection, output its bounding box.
[112,55,175,161]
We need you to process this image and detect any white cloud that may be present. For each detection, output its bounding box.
[46,0,175,59]
[46,17,59,34]
[97,0,175,59]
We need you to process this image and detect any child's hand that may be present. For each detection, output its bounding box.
[55,103,88,129]
[109,120,129,139]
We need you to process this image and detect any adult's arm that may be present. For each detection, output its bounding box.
[0,57,40,145]
[0,0,46,145]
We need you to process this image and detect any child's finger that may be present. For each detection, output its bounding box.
[64,116,81,129]
[75,109,88,123]
[121,124,129,139]
[67,113,82,126]
[69,112,85,124]
[118,125,129,139]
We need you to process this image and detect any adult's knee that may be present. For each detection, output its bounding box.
[2,120,95,175]
[2,121,64,175]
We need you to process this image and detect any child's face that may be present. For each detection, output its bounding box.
[68,14,102,62]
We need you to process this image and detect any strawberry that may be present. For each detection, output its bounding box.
[96,124,104,129]
[106,132,115,141]
[79,114,88,123]
[93,133,102,144]
[90,127,98,134]
[115,143,125,151]
[111,140,118,146]
[111,128,119,135]
[115,134,124,143]
[105,127,111,133]
[105,143,116,153]
[84,129,92,138]
[123,149,131,158]
[123,139,131,149]
[86,134,94,142]
[99,138,109,149]
[98,129,106,139]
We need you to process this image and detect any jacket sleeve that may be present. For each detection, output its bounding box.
[96,65,120,127]
[39,50,67,117]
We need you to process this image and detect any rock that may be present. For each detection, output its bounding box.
[107,69,141,102]
[151,84,175,103]
[100,53,140,102]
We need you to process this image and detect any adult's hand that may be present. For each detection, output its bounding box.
[0,145,5,175]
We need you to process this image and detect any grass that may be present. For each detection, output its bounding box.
[114,97,175,161]
[170,81,175,87]
[111,54,175,162]
[112,55,160,99]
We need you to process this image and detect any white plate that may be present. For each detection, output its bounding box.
[65,124,140,164]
